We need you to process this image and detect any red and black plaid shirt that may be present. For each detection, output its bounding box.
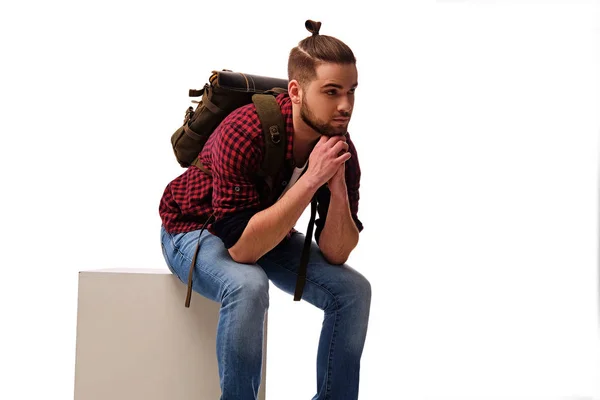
[159,94,363,248]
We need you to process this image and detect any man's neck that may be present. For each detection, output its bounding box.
[292,112,320,167]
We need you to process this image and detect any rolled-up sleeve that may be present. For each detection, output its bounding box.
[314,133,364,244]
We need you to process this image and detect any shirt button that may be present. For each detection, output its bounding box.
[234,186,240,192]
[281,181,288,186]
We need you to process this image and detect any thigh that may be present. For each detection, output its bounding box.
[256,232,371,310]
[160,226,269,303]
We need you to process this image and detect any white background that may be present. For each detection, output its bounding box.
[1,0,599,399]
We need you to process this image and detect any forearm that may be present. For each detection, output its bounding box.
[318,190,359,265]
[228,176,319,263]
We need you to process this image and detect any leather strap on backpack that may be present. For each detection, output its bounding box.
[191,157,212,176]
[252,94,286,186]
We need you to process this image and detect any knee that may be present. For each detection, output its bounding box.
[343,268,370,300]
[353,274,371,309]
[341,272,371,317]
[327,272,371,313]
[346,274,371,335]
[224,277,270,310]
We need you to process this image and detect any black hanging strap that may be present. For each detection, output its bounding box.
[185,213,215,308]
[294,196,318,301]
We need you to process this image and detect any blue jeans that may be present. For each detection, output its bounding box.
[160,225,371,400]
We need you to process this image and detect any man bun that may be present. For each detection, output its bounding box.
[305,20,321,36]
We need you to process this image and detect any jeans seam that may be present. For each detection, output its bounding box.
[324,309,340,399]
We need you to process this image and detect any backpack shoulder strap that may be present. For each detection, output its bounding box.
[252,92,313,302]
[252,93,286,183]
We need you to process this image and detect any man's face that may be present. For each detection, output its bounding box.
[300,63,358,137]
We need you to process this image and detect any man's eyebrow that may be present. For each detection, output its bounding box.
[321,82,359,89]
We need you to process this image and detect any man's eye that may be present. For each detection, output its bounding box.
[326,90,337,95]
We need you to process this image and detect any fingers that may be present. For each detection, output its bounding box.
[331,140,349,155]
[317,135,330,146]
[313,135,348,159]
[313,135,333,155]
[316,136,350,160]
[336,151,352,163]
[328,135,346,143]
[306,135,351,186]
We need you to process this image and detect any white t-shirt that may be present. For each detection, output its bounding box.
[277,160,308,201]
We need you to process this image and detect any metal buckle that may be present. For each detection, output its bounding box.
[269,126,281,144]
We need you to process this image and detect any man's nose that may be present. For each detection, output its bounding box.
[338,97,352,115]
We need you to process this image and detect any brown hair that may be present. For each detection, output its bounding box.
[288,20,356,88]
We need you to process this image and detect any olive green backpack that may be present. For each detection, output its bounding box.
[169,70,316,307]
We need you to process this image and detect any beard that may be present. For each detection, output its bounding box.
[300,96,349,137]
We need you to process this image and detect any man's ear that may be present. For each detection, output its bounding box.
[288,80,302,104]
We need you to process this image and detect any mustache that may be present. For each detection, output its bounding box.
[335,111,351,118]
